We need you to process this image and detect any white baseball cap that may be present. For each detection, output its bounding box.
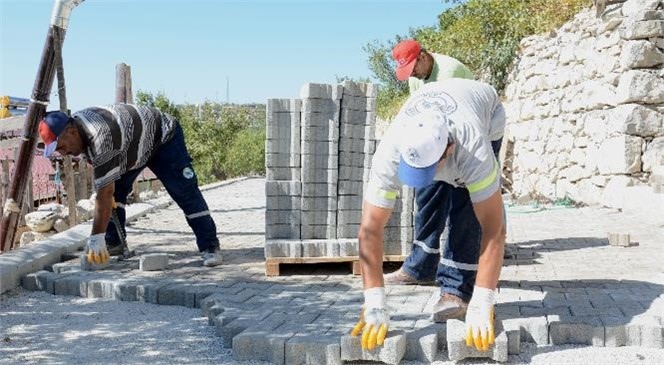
[397,110,449,188]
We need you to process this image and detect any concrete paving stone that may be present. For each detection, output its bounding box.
[503,320,522,355]
[265,224,300,240]
[301,168,339,184]
[266,167,300,181]
[301,124,338,141]
[135,280,178,304]
[265,210,302,226]
[289,241,304,257]
[264,239,293,258]
[548,314,604,346]
[494,304,521,319]
[266,195,301,211]
[301,225,337,240]
[447,319,508,362]
[338,137,368,152]
[284,334,342,365]
[86,277,119,299]
[342,80,377,98]
[301,240,328,257]
[336,239,358,256]
[200,293,230,314]
[267,98,301,113]
[301,112,340,129]
[601,315,630,347]
[266,153,301,168]
[404,325,441,362]
[301,183,337,197]
[340,331,406,365]
[265,122,293,141]
[326,240,340,257]
[338,151,370,168]
[139,253,169,272]
[53,273,87,297]
[338,181,364,195]
[502,316,549,345]
[157,282,192,307]
[51,262,81,274]
[340,123,375,140]
[301,154,339,170]
[300,83,339,99]
[520,305,571,317]
[265,180,302,196]
[265,138,293,155]
[302,98,341,114]
[338,166,364,181]
[205,303,226,325]
[222,314,285,348]
[21,270,51,292]
[337,224,360,239]
[570,305,624,317]
[337,210,362,226]
[301,210,337,226]
[544,298,592,308]
[340,98,368,114]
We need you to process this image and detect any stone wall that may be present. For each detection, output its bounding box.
[503,0,664,208]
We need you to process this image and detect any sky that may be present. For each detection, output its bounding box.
[0,0,451,111]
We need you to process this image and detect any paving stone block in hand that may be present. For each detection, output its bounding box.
[447,319,508,362]
[340,331,406,365]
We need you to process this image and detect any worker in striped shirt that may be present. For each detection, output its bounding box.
[38,104,223,267]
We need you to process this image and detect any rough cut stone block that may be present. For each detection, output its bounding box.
[285,334,342,365]
[447,319,508,362]
[139,253,169,271]
[340,331,407,365]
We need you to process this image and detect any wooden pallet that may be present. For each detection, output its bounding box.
[265,255,406,276]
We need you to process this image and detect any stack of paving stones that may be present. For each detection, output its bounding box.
[265,81,415,260]
[265,98,302,241]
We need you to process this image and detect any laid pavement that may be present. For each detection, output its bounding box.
[1,177,663,364]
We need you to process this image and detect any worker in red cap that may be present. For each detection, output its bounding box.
[387,39,482,323]
[392,39,473,93]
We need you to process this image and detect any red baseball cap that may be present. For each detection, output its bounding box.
[392,40,422,81]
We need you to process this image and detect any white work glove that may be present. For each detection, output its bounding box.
[350,287,390,350]
[86,233,110,265]
[465,286,496,351]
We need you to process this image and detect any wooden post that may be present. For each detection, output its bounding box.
[116,62,140,202]
[64,156,77,226]
[0,159,9,213]
[19,171,33,226]
[78,160,89,200]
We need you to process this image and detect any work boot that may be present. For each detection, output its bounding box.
[107,241,128,256]
[432,293,468,322]
[384,267,435,286]
[202,246,223,267]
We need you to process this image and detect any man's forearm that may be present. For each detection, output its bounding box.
[474,235,505,290]
[91,184,114,235]
[359,226,385,289]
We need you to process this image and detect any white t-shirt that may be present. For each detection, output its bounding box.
[365,79,506,208]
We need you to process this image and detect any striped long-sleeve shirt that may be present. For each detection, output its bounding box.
[74,104,177,189]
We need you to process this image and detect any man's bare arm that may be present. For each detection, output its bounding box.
[358,201,393,289]
[471,189,506,290]
[92,183,114,235]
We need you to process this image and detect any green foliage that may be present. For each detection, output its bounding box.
[136,91,266,184]
[366,0,591,120]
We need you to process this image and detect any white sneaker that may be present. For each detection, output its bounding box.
[202,247,223,267]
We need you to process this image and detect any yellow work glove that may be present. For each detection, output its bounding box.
[465,286,496,351]
[350,287,390,351]
[86,233,110,265]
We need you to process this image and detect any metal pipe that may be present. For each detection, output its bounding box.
[0,0,85,252]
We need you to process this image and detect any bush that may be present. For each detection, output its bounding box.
[367,0,591,119]
[136,92,265,184]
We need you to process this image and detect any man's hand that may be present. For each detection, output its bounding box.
[465,286,496,351]
[86,233,110,265]
[350,287,390,350]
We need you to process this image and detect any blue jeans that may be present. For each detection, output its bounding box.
[105,124,219,252]
[401,139,503,302]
